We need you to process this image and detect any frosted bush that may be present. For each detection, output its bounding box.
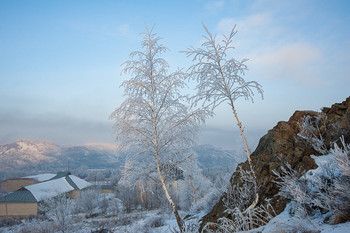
[203,204,274,233]
[76,188,100,216]
[190,187,221,213]
[202,167,275,232]
[298,114,328,154]
[274,137,350,224]
[143,215,165,228]
[17,221,55,233]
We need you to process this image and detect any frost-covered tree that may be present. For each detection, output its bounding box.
[185,24,263,209]
[39,194,73,233]
[76,188,100,216]
[110,26,205,232]
[177,157,213,211]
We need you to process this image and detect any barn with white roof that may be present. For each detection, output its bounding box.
[0,171,91,218]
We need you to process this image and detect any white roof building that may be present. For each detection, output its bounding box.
[24,173,56,182]
[0,171,92,203]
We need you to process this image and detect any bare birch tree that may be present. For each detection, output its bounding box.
[185,24,263,210]
[110,26,205,232]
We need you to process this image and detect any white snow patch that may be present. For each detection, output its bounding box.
[303,153,340,181]
[251,203,350,232]
[68,175,92,190]
[319,222,350,233]
[25,177,74,202]
[311,153,332,167]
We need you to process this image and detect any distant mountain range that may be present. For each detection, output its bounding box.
[0,140,244,180]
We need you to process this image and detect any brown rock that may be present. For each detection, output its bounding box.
[199,96,350,231]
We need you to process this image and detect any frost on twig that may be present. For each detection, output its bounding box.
[297,113,328,154]
[297,112,348,154]
[185,24,263,212]
[202,167,275,232]
[274,136,350,224]
[110,26,208,232]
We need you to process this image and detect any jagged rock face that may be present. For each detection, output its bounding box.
[200,97,350,230]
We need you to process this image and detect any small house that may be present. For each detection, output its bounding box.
[0,173,56,192]
[0,172,91,219]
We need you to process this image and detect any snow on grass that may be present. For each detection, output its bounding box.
[2,203,348,233]
[303,153,342,181]
[250,203,350,233]
[259,151,350,233]
[0,207,207,233]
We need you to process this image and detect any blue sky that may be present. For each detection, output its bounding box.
[0,0,349,150]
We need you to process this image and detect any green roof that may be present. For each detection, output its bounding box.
[49,171,79,190]
[0,171,89,203]
[64,176,79,190]
[0,188,37,203]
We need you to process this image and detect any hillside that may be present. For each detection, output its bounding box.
[0,140,242,180]
[0,140,122,179]
[200,96,350,231]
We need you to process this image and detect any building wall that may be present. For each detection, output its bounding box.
[0,179,37,192]
[101,189,113,194]
[69,190,80,198]
[0,203,37,218]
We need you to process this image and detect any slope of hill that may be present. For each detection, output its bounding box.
[0,140,122,180]
[0,140,242,180]
[200,96,350,231]
[194,144,245,173]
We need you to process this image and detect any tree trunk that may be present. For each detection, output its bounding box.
[229,98,259,210]
[217,61,259,210]
[190,175,196,204]
[156,156,184,232]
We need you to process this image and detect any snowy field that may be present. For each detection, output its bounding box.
[1,204,350,233]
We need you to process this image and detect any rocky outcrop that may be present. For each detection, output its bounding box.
[200,96,350,230]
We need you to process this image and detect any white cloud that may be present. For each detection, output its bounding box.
[215,15,325,85]
[217,13,272,35]
[249,43,323,84]
[216,14,282,54]
[205,0,225,13]
[117,24,133,38]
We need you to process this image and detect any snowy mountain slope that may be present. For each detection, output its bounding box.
[194,144,245,171]
[0,140,59,169]
[0,140,121,179]
[0,140,241,180]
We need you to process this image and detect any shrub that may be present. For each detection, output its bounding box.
[144,215,165,228]
[0,217,21,227]
[202,167,275,232]
[274,137,350,224]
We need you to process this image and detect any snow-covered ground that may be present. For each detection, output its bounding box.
[0,209,189,233]
[2,151,350,232]
[252,203,350,233]
[1,199,350,233]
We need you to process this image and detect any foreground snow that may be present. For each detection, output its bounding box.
[1,203,350,233]
[251,203,350,233]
